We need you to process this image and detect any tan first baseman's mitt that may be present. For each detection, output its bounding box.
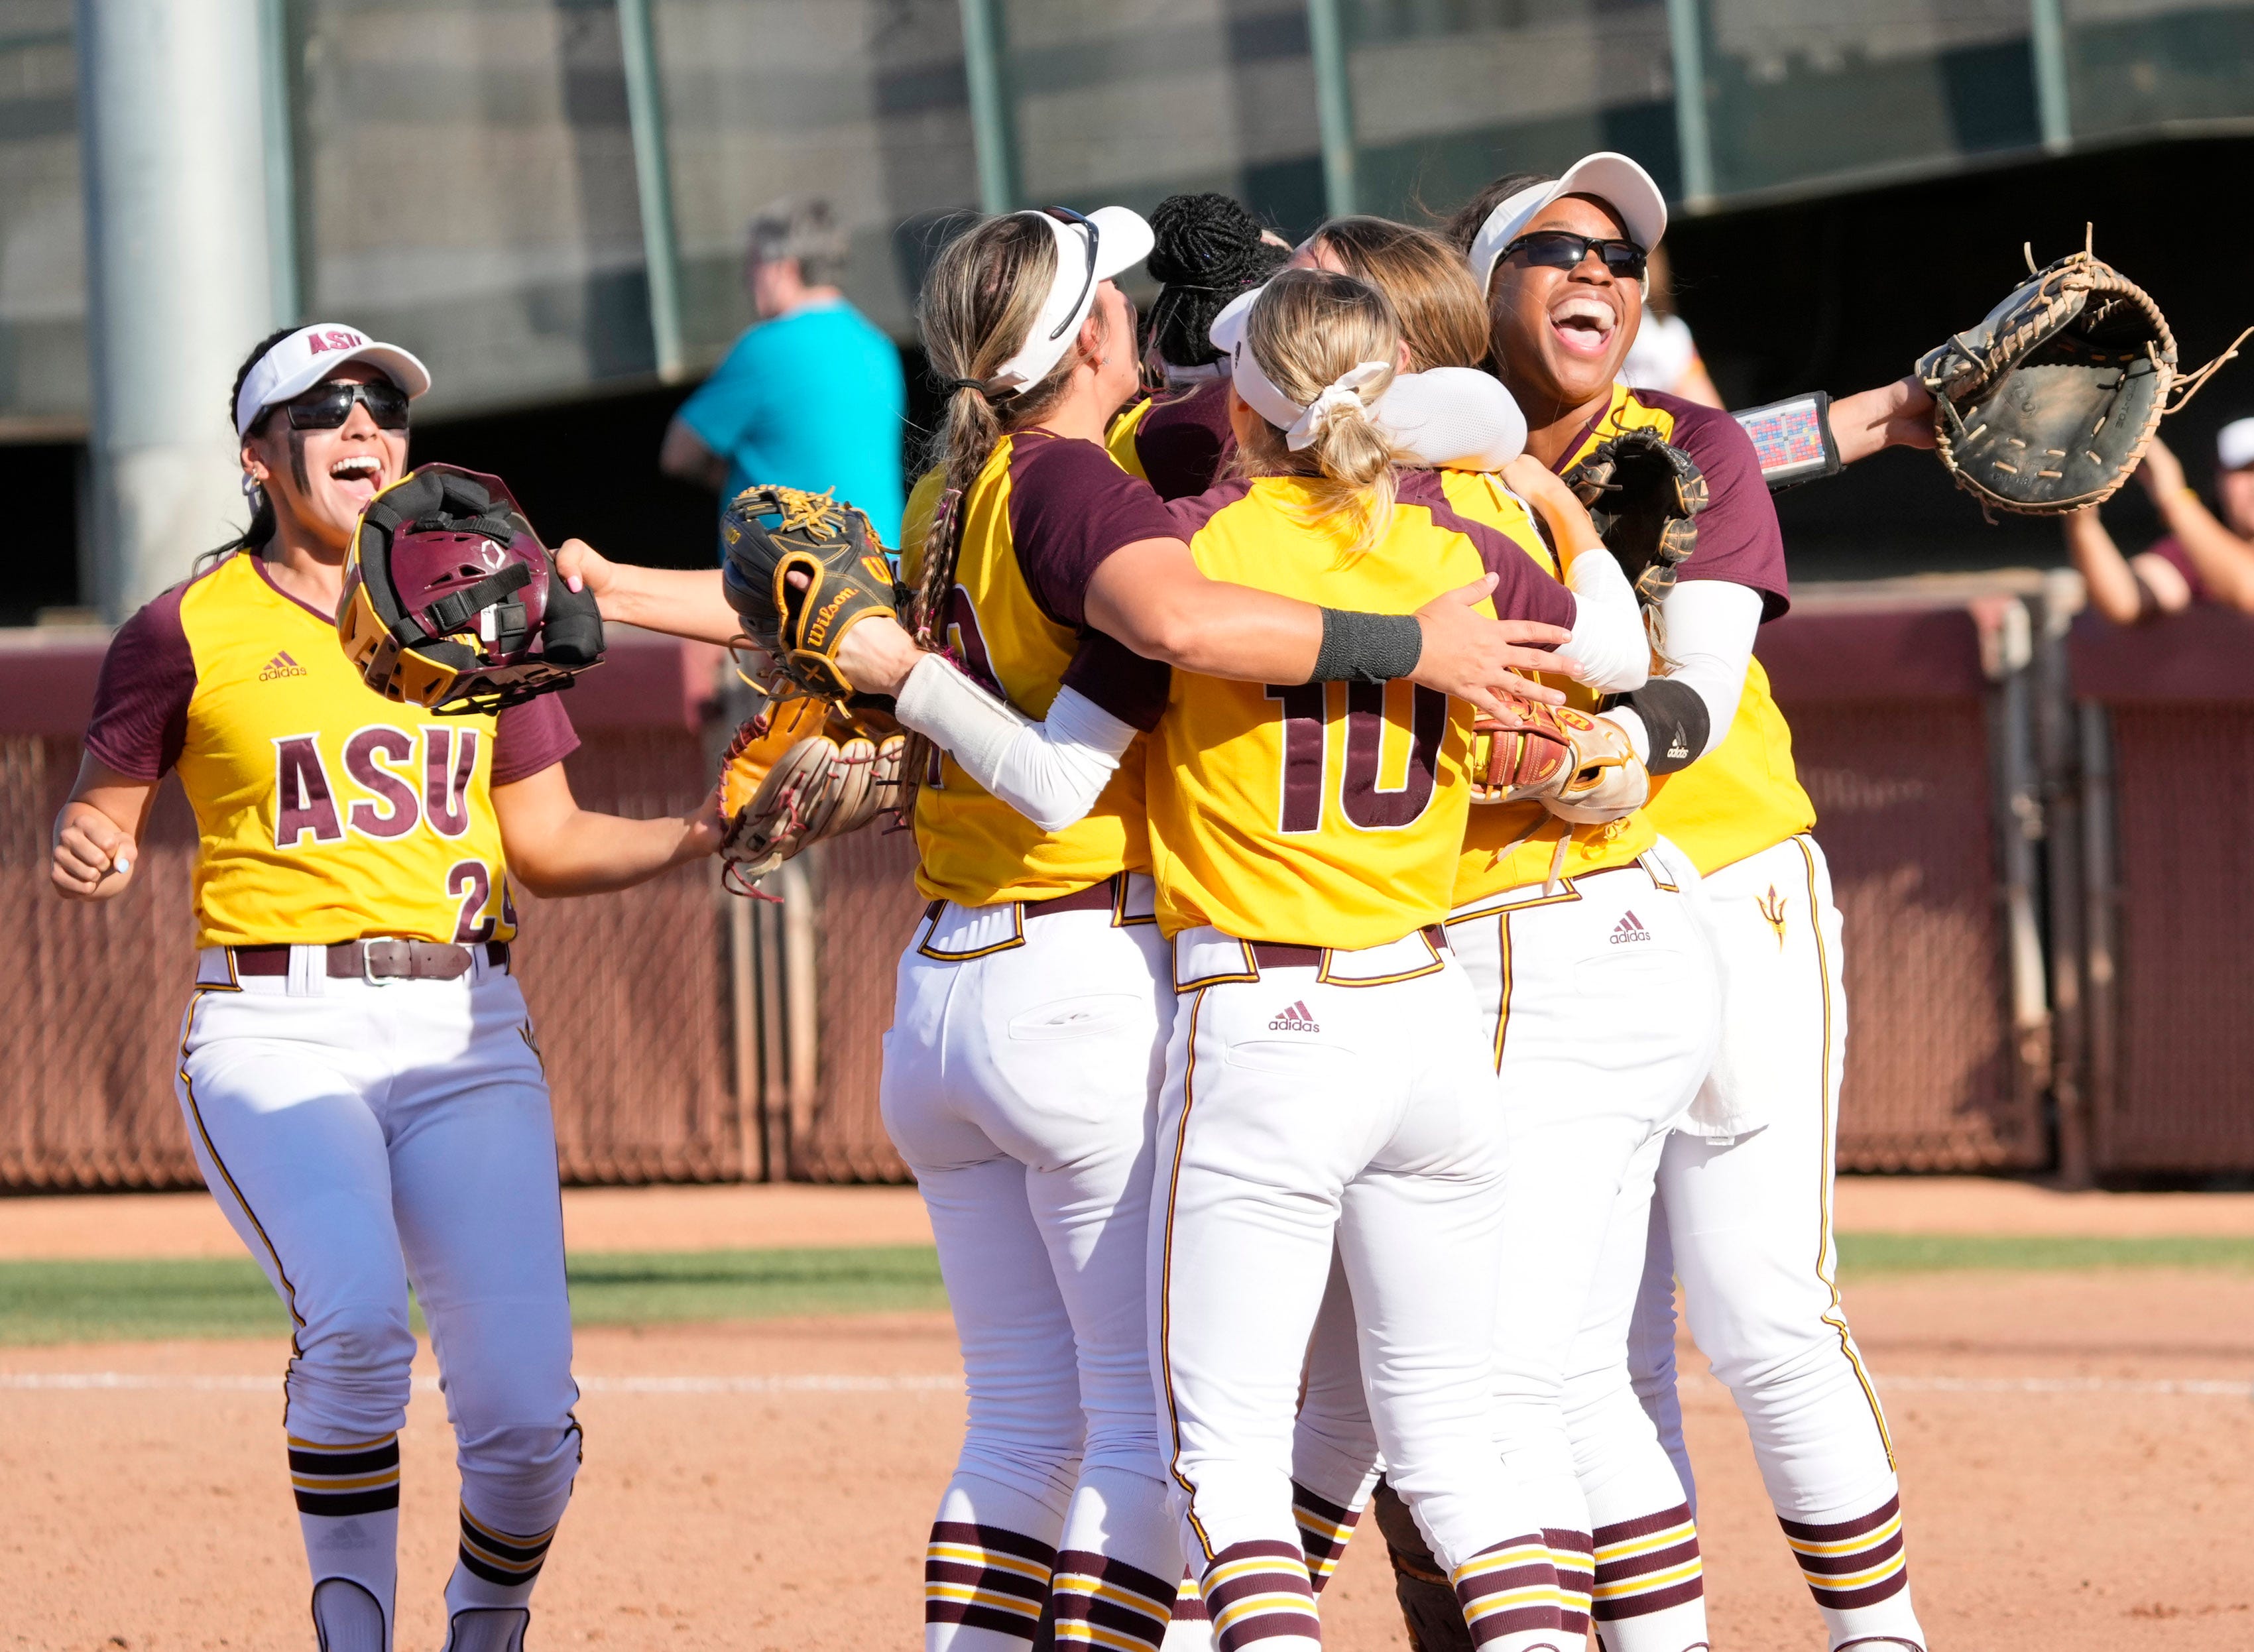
[715,701,908,896]
[1919,233,2248,516]
[1469,703,1649,825]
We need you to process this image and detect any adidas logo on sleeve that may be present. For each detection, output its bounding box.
[1610,912,1650,945]
[1268,999,1320,1032]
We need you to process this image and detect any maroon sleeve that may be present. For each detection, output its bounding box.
[491,693,581,785]
[1008,436,1183,629]
[84,585,196,781]
[2147,534,2208,601]
[1059,630,1172,732]
[1136,379,1237,501]
[1649,394,1791,620]
[1397,471,1578,633]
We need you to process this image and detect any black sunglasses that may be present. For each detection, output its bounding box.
[281,379,412,431]
[1039,206,1099,341]
[1500,230,1647,281]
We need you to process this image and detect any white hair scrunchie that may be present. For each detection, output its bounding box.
[1284,361,1390,451]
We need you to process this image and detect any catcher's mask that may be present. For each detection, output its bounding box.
[338,464,604,714]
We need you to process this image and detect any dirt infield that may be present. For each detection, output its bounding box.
[8,1267,2253,1651]
[12,1173,2254,1263]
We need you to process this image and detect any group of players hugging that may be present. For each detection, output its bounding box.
[63,137,2212,1651]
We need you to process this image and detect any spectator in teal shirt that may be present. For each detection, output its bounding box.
[662,197,908,550]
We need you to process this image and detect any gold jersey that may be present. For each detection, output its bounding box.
[1559,383,1816,874]
[1429,468,1657,908]
[898,431,1179,907]
[1148,472,1576,948]
[82,551,578,950]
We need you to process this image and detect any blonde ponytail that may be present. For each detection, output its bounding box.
[1232,268,1409,557]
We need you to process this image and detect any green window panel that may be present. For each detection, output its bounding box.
[1342,0,1681,223]
[2065,0,2254,137]
[0,4,86,428]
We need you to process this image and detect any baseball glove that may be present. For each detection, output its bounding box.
[715,702,908,896]
[721,485,907,700]
[1919,234,2249,516]
[1468,703,1649,825]
[1563,429,1708,605]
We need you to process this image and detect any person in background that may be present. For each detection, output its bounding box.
[1618,244,1722,408]
[660,196,908,548]
[2065,421,2254,622]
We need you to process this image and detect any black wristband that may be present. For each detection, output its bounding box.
[1311,609,1423,684]
[1611,678,1710,773]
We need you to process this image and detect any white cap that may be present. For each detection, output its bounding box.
[986,206,1156,395]
[1464,151,1669,299]
[2218,417,2254,473]
[234,323,432,436]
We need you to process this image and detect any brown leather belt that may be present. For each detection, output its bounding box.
[1248,925,1449,971]
[921,874,1122,929]
[231,940,510,982]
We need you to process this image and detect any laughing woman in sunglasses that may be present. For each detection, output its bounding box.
[50,324,719,1652]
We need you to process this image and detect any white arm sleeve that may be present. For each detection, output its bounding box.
[892,656,1137,833]
[1604,579,1764,768]
[1373,367,1527,471]
[1559,544,1649,693]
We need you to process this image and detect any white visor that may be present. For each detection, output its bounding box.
[985,206,1156,395]
[1211,284,1523,463]
[235,322,432,436]
[1464,151,1669,300]
[2218,416,2254,473]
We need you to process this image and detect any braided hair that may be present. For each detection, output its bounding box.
[1143,193,1289,372]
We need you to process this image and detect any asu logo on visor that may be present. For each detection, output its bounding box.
[337,464,605,715]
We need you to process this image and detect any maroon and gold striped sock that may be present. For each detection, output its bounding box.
[1049,1549,1178,1651]
[1780,1494,1923,1649]
[925,1521,1057,1645]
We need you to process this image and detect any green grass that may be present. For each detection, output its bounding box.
[0,1246,947,1346]
[1832,1231,2254,1275]
[7,1233,2254,1345]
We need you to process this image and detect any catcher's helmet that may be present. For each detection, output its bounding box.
[337,464,604,714]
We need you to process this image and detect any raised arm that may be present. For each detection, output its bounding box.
[2137,438,2254,612]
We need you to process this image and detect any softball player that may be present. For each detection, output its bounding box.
[1451,157,1928,1651]
[50,324,721,1652]
[1106,192,1287,501]
[1260,212,1720,1652]
[794,206,1576,1652]
[1146,266,1604,1652]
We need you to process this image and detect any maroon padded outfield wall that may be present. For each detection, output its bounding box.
[2,580,2196,1187]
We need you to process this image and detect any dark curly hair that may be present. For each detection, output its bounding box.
[1142,192,1289,370]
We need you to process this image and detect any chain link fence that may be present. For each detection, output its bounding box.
[12,593,2253,1189]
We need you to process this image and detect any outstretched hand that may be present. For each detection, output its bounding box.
[1411,575,1574,724]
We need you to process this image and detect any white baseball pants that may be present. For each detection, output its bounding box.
[1453,845,1720,1652]
[882,879,1182,1652]
[1629,834,1925,1649]
[176,949,579,1652]
[1156,927,1561,1652]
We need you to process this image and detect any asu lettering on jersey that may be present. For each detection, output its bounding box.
[84,551,577,949]
[1428,467,1657,906]
[1558,383,1816,875]
[1148,471,1578,949]
[898,430,1179,908]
